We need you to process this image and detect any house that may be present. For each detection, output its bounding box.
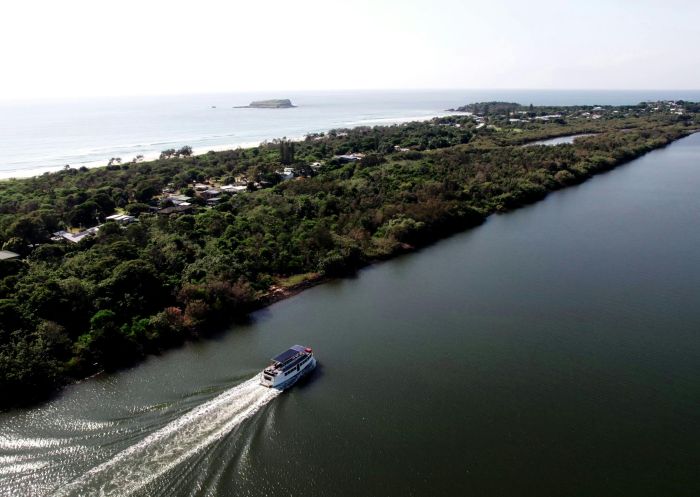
[206,197,222,205]
[52,227,100,244]
[0,250,20,260]
[221,184,248,194]
[334,153,364,162]
[105,214,136,224]
[201,188,221,199]
[194,183,210,191]
[167,194,192,205]
[309,162,323,171]
[157,204,194,215]
[278,167,294,180]
[534,114,563,121]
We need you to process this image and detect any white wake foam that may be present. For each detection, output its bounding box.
[53,377,280,497]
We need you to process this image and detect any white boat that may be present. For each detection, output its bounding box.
[260,345,317,389]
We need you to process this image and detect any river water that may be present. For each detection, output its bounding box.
[1,134,700,496]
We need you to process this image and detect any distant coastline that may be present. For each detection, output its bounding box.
[4,89,700,181]
[0,112,456,181]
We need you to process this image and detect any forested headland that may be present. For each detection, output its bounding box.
[1,101,698,408]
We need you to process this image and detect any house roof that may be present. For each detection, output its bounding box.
[0,250,20,260]
[272,345,307,363]
[52,228,99,243]
[169,195,192,202]
[221,185,247,192]
[105,214,135,222]
[158,204,193,215]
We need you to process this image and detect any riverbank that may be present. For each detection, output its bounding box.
[0,101,698,409]
[258,129,694,304]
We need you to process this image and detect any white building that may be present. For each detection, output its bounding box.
[221,184,248,194]
[105,214,136,224]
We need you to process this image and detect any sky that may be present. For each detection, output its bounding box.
[1,0,699,99]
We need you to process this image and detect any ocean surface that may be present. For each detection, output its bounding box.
[2,89,700,179]
[1,130,699,496]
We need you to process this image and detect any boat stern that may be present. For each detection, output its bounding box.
[260,369,276,388]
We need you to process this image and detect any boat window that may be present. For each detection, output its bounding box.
[284,357,305,371]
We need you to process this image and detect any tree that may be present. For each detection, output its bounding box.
[280,140,295,165]
[2,237,26,255]
[73,309,136,369]
[98,260,166,316]
[68,201,100,228]
[160,149,176,159]
[177,146,193,157]
[124,203,152,216]
[92,192,116,216]
[8,215,47,244]
[134,182,160,203]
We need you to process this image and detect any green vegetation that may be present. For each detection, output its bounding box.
[0,101,697,408]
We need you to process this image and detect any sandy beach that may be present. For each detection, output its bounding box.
[0,112,458,181]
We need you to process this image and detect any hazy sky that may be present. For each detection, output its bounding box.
[2,0,698,99]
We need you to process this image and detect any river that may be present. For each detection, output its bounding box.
[1,134,699,496]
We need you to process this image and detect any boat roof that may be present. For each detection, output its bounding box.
[272,345,307,363]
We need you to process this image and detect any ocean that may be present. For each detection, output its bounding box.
[1,89,699,179]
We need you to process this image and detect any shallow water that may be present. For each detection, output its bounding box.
[1,134,700,496]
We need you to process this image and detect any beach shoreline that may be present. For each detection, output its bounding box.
[0,112,460,181]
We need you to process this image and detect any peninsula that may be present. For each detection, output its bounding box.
[235,99,296,109]
[0,100,698,408]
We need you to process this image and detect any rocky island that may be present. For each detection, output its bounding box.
[235,99,296,109]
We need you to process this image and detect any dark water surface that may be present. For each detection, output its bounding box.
[2,135,700,496]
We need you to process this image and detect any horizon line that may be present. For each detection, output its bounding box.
[2,88,700,103]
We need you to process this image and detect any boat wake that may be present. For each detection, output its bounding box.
[53,376,280,497]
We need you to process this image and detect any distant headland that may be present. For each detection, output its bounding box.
[234,99,296,109]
